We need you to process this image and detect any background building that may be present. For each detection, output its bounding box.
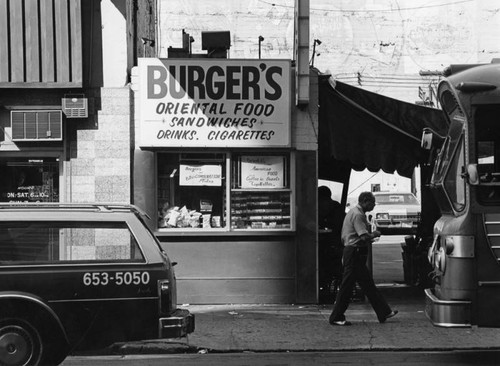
[0,1,140,205]
[2,0,499,305]
[159,0,500,103]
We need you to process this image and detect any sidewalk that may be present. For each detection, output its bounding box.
[110,285,500,355]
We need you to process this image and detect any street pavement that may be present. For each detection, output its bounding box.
[107,285,500,356]
[102,236,500,356]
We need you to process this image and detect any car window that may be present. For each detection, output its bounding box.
[0,221,145,264]
[375,194,419,205]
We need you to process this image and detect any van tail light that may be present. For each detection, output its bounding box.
[158,279,175,315]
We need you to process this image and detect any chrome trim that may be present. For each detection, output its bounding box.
[425,289,470,305]
[484,214,500,262]
[424,288,471,328]
[478,281,500,287]
[178,276,295,280]
[426,320,471,328]
[48,296,158,303]
[0,261,150,268]
[445,236,474,258]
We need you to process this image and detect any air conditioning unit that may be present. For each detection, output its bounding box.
[11,110,63,141]
[62,94,88,118]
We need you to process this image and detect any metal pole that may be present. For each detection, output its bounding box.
[258,36,264,59]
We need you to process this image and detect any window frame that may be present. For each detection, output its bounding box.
[443,135,466,212]
[155,151,295,232]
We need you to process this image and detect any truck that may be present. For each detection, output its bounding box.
[423,60,500,327]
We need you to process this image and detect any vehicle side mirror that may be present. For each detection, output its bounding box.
[421,128,445,150]
[467,164,479,185]
[421,129,433,150]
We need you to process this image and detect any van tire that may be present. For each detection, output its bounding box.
[0,318,42,366]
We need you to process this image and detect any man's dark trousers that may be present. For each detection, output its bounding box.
[329,245,391,323]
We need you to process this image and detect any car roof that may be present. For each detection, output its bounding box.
[373,192,414,195]
[0,203,150,221]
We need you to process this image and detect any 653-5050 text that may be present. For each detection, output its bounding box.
[83,271,150,286]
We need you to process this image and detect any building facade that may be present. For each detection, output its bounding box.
[0,0,319,304]
[131,55,318,303]
[0,0,135,206]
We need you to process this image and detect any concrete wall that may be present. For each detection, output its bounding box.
[101,0,128,87]
[68,87,132,203]
[309,0,500,102]
[158,0,500,103]
[68,1,132,203]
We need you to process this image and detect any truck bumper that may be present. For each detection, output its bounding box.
[159,308,195,338]
[424,288,471,327]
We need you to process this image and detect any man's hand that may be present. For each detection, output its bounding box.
[372,230,381,238]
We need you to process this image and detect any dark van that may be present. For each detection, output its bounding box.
[0,203,194,365]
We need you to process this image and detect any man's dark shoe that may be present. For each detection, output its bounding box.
[330,320,352,326]
[380,310,398,323]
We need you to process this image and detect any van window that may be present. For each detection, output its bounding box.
[475,105,500,204]
[0,222,144,264]
[444,136,466,211]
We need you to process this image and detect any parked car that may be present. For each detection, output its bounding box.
[0,203,194,366]
[368,192,421,235]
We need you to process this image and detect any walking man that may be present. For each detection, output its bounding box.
[329,191,398,326]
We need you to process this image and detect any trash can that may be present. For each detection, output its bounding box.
[401,235,418,285]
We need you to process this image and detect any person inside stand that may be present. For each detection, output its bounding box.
[318,186,343,302]
[329,191,398,326]
[318,186,340,230]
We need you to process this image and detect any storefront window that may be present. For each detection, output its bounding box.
[157,152,293,231]
[231,154,291,229]
[0,158,59,203]
[158,153,227,229]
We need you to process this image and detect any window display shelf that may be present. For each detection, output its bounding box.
[230,190,291,230]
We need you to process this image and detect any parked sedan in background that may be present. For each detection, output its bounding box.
[368,192,421,235]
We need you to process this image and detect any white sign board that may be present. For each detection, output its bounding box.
[240,156,285,188]
[179,164,222,186]
[137,58,291,147]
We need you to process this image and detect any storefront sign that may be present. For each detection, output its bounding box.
[241,156,284,188]
[137,58,291,147]
[6,186,50,201]
[179,164,222,186]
